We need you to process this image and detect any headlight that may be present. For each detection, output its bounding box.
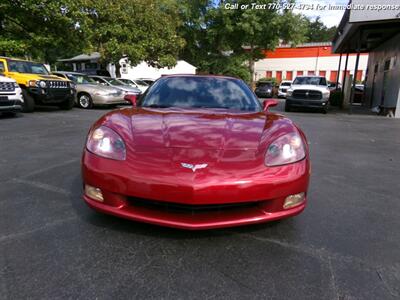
[323,91,330,99]
[265,132,305,167]
[286,89,293,97]
[13,82,20,88]
[86,126,126,160]
[39,81,47,88]
[70,82,76,89]
[28,80,37,87]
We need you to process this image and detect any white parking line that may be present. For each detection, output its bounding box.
[12,178,71,196]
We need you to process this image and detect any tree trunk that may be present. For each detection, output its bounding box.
[115,62,121,78]
[249,45,255,89]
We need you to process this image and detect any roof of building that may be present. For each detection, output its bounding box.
[277,42,332,48]
[58,52,101,62]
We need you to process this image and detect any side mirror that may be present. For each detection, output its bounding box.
[263,99,278,112]
[124,94,137,107]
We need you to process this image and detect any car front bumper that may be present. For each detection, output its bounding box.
[0,91,24,112]
[82,150,310,230]
[28,87,74,104]
[286,98,328,109]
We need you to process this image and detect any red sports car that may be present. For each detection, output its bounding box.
[82,75,310,230]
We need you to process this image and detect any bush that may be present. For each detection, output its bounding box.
[258,77,277,86]
[329,90,343,107]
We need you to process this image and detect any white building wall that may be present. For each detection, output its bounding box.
[119,60,196,80]
[254,54,369,82]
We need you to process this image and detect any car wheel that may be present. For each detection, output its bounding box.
[78,93,93,109]
[21,89,35,113]
[59,97,74,110]
[284,103,291,112]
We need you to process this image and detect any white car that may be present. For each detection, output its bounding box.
[278,80,292,98]
[0,75,24,115]
[285,76,330,114]
[118,78,149,93]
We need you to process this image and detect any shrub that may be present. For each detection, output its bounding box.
[329,90,343,107]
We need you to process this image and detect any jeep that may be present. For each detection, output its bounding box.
[0,57,75,112]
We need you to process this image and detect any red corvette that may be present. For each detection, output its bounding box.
[82,75,310,230]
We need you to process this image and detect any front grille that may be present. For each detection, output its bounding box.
[128,197,260,214]
[292,89,322,100]
[48,80,69,89]
[0,100,15,106]
[0,82,15,92]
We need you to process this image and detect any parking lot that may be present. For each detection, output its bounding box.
[1,102,400,299]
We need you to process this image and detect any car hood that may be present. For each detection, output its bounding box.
[290,84,329,92]
[7,72,70,83]
[130,108,269,150]
[0,75,17,83]
[114,85,141,93]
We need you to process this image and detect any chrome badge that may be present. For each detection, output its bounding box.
[181,163,208,172]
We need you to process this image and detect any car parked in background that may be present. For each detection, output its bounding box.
[136,78,155,86]
[118,78,149,93]
[89,76,141,95]
[286,76,330,114]
[328,81,342,91]
[0,75,24,116]
[278,80,292,98]
[254,81,273,98]
[0,57,75,112]
[54,72,127,109]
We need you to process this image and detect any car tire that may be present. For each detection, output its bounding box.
[284,103,291,112]
[59,97,75,110]
[77,93,93,109]
[21,89,35,113]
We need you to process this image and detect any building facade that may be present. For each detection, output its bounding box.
[332,0,400,117]
[254,43,368,83]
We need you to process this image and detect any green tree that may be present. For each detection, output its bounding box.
[179,0,307,86]
[85,0,185,77]
[305,17,337,42]
[0,0,91,63]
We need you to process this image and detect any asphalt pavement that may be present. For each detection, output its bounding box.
[1,102,400,299]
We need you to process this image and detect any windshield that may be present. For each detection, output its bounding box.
[281,82,291,86]
[8,60,49,75]
[135,80,149,86]
[65,74,96,84]
[142,76,261,112]
[106,78,126,86]
[293,77,327,86]
[118,79,131,84]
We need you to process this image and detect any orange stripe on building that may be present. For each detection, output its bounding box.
[264,46,368,59]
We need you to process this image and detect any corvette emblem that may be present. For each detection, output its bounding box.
[181,163,208,172]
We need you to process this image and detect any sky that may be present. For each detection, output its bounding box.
[294,0,349,27]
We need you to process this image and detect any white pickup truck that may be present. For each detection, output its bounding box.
[285,76,330,114]
[0,75,24,116]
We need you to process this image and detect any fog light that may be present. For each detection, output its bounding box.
[85,184,104,202]
[283,192,305,209]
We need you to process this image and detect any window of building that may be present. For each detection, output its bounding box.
[319,70,326,77]
[297,71,303,76]
[308,70,315,75]
[266,71,272,78]
[330,71,338,82]
[286,71,293,80]
[276,71,282,81]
